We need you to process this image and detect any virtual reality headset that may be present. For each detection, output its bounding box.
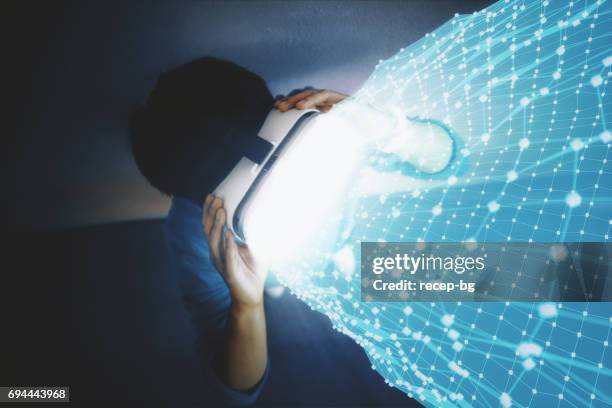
[214,108,319,242]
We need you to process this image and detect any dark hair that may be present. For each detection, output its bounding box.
[129,57,273,204]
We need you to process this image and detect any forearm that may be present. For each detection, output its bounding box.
[218,301,268,391]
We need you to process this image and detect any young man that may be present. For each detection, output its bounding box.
[129,57,346,405]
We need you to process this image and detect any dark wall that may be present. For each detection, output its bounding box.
[14,0,493,227]
[5,220,422,407]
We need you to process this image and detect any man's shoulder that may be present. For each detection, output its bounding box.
[165,196,205,243]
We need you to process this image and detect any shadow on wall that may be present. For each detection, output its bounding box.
[14,0,493,228]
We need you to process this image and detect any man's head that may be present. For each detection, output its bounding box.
[129,57,273,204]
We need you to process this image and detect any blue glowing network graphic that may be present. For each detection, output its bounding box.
[250,0,612,406]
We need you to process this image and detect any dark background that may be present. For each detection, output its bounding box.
[8,1,492,406]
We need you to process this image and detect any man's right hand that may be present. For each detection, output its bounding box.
[202,194,269,392]
[203,194,268,309]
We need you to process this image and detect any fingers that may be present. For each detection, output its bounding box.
[202,194,227,274]
[203,195,223,236]
[237,244,256,272]
[318,103,334,113]
[295,90,348,110]
[238,244,268,281]
[224,231,267,283]
[208,207,226,274]
[202,193,213,228]
[224,230,238,279]
[275,89,317,111]
[204,193,213,212]
[275,89,348,112]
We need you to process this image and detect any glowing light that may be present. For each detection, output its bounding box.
[522,358,536,370]
[516,342,543,358]
[487,200,500,213]
[500,392,512,408]
[565,191,582,208]
[570,138,584,151]
[441,314,454,327]
[432,205,442,216]
[253,1,612,407]
[591,74,603,87]
[243,114,361,271]
[506,170,518,182]
[538,303,558,319]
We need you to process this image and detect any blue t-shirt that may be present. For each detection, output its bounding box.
[164,196,269,406]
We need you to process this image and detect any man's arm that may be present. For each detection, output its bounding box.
[203,195,268,391]
[222,301,267,390]
[199,89,349,391]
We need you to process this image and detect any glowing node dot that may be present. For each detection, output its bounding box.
[538,303,558,318]
[523,359,536,370]
[500,392,512,408]
[432,205,442,216]
[570,138,584,151]
[487,201,500,213]
[566,191,582,208]
[519,138,530,149]
[591,75,603,87]
[600,130,611,143]
[441,314,454,327]
[507,170,518,182]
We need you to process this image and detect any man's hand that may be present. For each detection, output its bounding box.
[203,194,268,308]
[203,194,269,392]
[274,89,348,113]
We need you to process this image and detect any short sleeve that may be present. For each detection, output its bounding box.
[165,196,269,406]
[199,345,270,406]
[165,196,232,336]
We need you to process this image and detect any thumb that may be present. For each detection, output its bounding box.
[224,230,240,280]
[238,245,268,282]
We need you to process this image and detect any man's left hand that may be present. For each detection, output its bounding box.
[274,89,348,113]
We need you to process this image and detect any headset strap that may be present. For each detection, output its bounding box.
[242,135,274,165]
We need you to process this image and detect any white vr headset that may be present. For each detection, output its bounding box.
[214,103,455,245]
[214,108,319,242]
